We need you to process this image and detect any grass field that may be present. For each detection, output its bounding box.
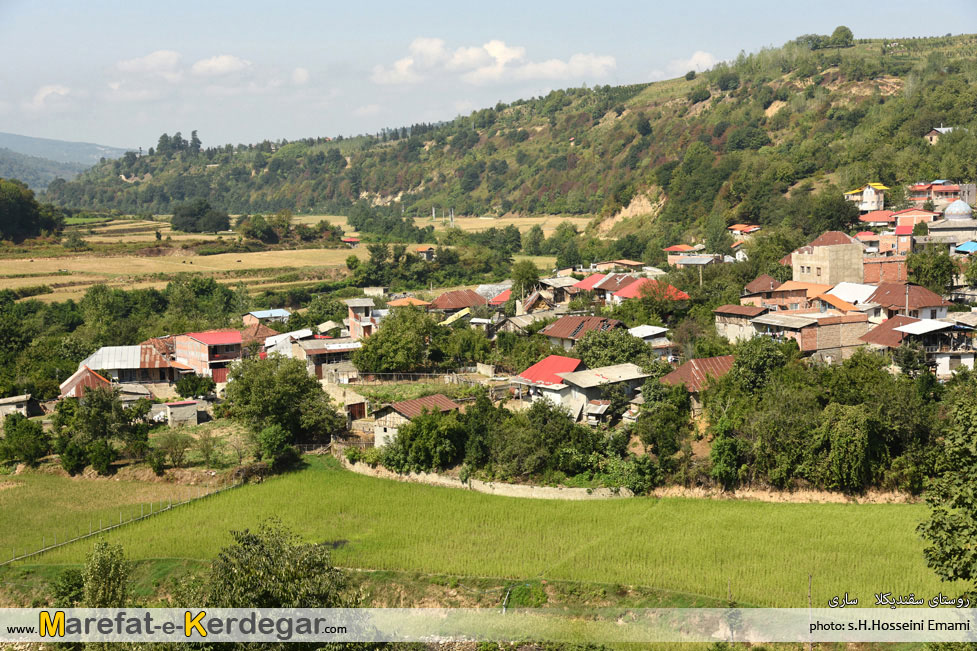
[0,471,195,560]
[291,214,592,238]
[27,456,958,608]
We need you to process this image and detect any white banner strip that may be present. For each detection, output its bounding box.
[2,608,976,643]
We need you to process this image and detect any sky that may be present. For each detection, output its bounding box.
[1,0,975,150]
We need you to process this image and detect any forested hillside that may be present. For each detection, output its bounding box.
[45,33,977,251]
[0,148,86,189]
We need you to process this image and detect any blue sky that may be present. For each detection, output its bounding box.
[1,0,975,149]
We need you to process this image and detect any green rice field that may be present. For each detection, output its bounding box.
[24,456,958,607]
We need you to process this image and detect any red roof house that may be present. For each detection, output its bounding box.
[516,355,584,387]
[430,289,488,312]
[611,278,689,302]
[573,273,607,291]
[489,288,512,306]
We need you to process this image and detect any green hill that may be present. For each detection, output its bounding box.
[0,131,129,165]
[43,33,977,249]
[0,147,87,189]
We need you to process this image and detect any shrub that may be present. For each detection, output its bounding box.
[157,430,192,467]
[86,440,117,476]
[175,375,216,399]
[258,424,299,469]
[688,86,711,104]
[0,414,48,466]
[146,449,167,476]
[60,440,87,475]
[685,70,696,81]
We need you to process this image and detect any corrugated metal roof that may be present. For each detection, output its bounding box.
[613,278,689,300]
[827,282,878,305]
[751,313,820,329]
[868,283,951,310]
[674,255,717,265]
[743,274,782,294]
[573,274,607,291]
[388,394,461,419]
[185,330,243,346]
[860,315,917,348]
[248,309,291,319]
[594,273,639,293]
[516,354,583,387]
[557,363,649,388]
[265,328,313,348]
[430,289,488,310]
[894,319,953,335]
[713,304,767,317]
[629,325,668,339]
[661,355,735,393]
[81,345,171,370]
[540,315,623,341]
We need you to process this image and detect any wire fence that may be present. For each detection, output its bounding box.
[0,480,241,568]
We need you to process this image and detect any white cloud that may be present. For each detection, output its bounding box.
[116,50,183,82]
[373,38,613,86]
[104,81,163,103]
[24,84,71,111]
[371,56,420,84]
[192,54,251,76]
[292,67,310,85]
[514,53,616,81]
[649,50,718,80]
[353,103,381,117]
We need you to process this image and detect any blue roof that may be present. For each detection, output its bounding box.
[248,309,291,319]
[956,241,977,253]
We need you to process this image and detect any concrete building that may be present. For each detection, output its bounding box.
[863,256,908,283]
[660,355,735,415]
[742,281,831,312]
[555,363,650,422]
[345,298,377,340]
[628,325,678,359]
[844,183,888,212]
[861,315,977,379]
[926,200,977,243]
[373,394,461,447]
[867,283,951,320]
[539,315,624,350]
[0,394,31,419]
[925,126,957,145]
[172,330,243,382]
[512,354,584,407]
[908,181,976,209]
[713,304,768,343]
[293,338,362,379]
[750,311,871,362]
[165,400,198,427]
[789,231,864,285]
[242,309,291,327]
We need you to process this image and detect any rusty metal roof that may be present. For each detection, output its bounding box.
[713,304,768,317]
[661,355,735,393]
[430,289,488,310]
[388,394,461,420]
[539,315,624,341]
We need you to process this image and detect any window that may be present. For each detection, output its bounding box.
[816,267,821,276]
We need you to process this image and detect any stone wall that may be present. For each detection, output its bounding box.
[338,455,634,500]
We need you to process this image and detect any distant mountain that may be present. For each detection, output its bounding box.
[0,131,129,166]
[0,147,88,189]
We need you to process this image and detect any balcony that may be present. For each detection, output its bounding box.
[209,350,241,361]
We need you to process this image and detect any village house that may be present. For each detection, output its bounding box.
[741,280,831,312]
[741,274,782,302]
[345,298,377,339]
[750,311,872,362]
[663,243,706,267]
[867,283,950,320]
[588,273,639,303]
[862,255,908,283]
[341,237,360,248]
[0,394,32,419]
[555,363,650,423]
[78,344,175,384]
[172,330,243,382]
[593,259,645,273]
[858,210,896,228]
[628,324,678,359]
[844,183,888,212]
[476,283,512,303]
[242,308,291,327]
[512,354,584,406]
[925,126,957,145]
[660,355,735,416]
[713,304,768,343]
[672,255,720,271]
[59,366,111,399]
[386,296,431,309]
[538,276,581,303]
[240,322,280,352]
[539,315,624,350]
[786,231,864,285]
[608,277,689,305]
[293,338,361,379]
[727,224,761,240]
[861,315,976,379]
[265,328,315,357]
[878,224,914,255]
[165,400,198,427]
[894,207,941,228]
[373,394,461,447]
[908,180,976,209]
[322,384,370,426]
[494,309,567,336]
[430,289,488,313]
[415,246,436,261]
[488,289,511,308]
[519,290,555,314]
